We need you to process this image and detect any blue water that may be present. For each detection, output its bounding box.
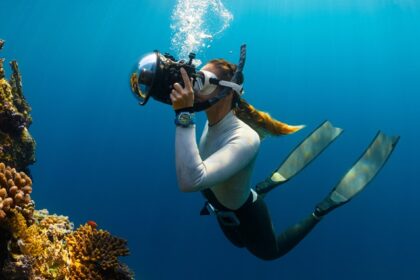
[2,0,420,279]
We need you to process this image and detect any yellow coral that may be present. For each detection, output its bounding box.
[20,224,44,256]
[4,209,72,279]
[0,77,15,108]
[6,209,43,257]
[30,209,73,280]
[31,241,70,280]
[5,208,27,239]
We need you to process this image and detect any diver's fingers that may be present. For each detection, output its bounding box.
[173,83,184,94]
[170,91,180,105]
[171,89,181,99]
[170,92,177,103]
[180,68,193,92]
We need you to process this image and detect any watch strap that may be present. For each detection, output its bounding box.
[175,106,194,115]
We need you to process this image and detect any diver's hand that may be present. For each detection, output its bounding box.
[170,68,194,111]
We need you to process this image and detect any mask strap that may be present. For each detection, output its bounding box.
[207,77,243,95]
[218,80,243,95]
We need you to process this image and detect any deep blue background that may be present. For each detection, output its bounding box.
[1,0,419,279]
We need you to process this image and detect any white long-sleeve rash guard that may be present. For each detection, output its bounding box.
[175,110,260,210]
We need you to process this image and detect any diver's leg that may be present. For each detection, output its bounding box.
[216,216,245,248]
[235,197,278,259]
[236,196,320,260]
[314,131,399,217]
[275,213,320,258]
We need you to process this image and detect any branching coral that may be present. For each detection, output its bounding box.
[66,223,130,279]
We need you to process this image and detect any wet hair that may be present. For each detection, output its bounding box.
[208,59,304,139]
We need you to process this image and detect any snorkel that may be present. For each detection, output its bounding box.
[130,44,246,112]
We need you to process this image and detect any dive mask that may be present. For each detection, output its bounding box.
[130,44,247,112]
[193,70,218,96]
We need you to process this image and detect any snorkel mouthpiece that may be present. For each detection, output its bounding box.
[130,44,247,111]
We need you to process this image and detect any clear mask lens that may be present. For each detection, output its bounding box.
[193,70,218,96]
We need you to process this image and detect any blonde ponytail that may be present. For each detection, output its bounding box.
[207,58,304,139]
[233,98,304,140]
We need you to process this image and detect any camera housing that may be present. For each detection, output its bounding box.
[130,51,197,106]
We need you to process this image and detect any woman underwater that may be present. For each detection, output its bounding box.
[171,60,322,260]
[131,45,399,260]
[168,52,399,260]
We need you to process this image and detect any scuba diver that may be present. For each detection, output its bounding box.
[130,45,399,260]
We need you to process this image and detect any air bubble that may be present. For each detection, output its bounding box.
[170,0,233,60]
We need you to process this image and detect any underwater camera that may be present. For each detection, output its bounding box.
[130,45,246,112]
[130,51,198,106]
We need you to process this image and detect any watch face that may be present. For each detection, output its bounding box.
[178,112,193,126]
[179,113,190,125]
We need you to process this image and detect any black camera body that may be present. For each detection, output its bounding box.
[151,52,197,105]
[131,51,198,106]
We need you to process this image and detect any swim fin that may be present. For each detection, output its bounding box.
[315,131,400,217]
[256,120,343,196]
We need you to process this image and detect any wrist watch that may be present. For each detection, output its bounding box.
[175,111,195,127]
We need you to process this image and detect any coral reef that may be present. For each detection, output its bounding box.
[0,39,134,279]
[1,205,134,279]
[0,39,35,175]
[0,162,34,222]
[66,224,131,279]
[3,208,72,279]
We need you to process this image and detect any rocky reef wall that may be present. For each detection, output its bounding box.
[0,39,134,280]
[0,39,35,175]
